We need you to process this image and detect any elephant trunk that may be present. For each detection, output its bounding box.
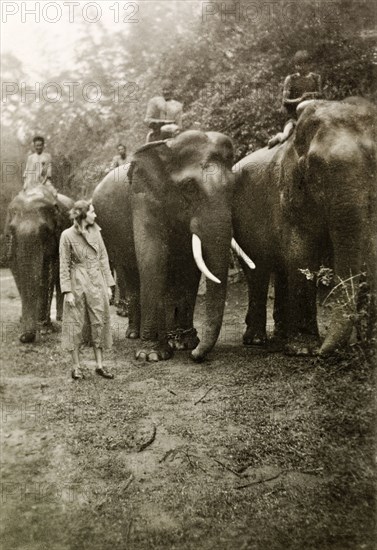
[16,235,44,341]
[320,219,366,355]
[191,209,232,361]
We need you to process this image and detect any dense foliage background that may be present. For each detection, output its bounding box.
[1,0,376,230]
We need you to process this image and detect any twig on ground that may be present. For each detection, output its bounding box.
[126,519,133,546]
[159,448,207,473]
[259,395,269,407]
[236,471,282,489]
[137,424,157,452]
[167,389,177,396]
[212,457,244,478]
[183,451,207,473]
[236,462,254,474]
[194,386,214,405]
[287,445,306,458]
[287,382,296,396]
[184,451,196,469]
[124,473,134,491]
[159,449,177,463]
[299,468,324,475]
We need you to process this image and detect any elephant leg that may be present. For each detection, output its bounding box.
[166,254,200,351]
[123,263,140,340]
[10,262,22,302]
[55,262,64,322]
[39,257,53,326]
[285,229,320,355]
[10,262,25,335]
[114,266,129,317]
[243,263,271,346]
[39,259,60,335]
[132,201,172,361]
[319,221,364,355]
[272,269,288,340]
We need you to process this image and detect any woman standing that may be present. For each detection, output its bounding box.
[60,200,115,380]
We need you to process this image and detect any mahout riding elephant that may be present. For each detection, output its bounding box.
[4,186,73,343]
[232,98,377,355]
[93,130,253,362]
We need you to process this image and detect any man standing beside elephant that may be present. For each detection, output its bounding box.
[23,135,57,196]
[144,80,183,142]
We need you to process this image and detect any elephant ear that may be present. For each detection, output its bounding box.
[280,103,325,216]
[55,195,73,233]
[279,141,306,216]
[1,211,14,266]
[127,142,173,196]
[294,101,322,158]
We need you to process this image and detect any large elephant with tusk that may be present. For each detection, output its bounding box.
[92,130,253,362]
[233,98,377,356]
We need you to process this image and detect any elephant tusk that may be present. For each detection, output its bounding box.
[192,234,221,284]
[231,238,256,269]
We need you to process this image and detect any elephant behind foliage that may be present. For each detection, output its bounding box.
[233,97,377,355]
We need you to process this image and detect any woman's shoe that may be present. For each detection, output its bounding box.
[71,368,84,380]
[95,367,114,379]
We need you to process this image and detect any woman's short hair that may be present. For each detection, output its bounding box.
[293,50,310,64]
[70,199,91,223]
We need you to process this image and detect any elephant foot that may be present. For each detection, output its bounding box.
[40,321,61,334]
[190,350,206,363]
[135,341,173,362]
[284,335,320,357]
[126,326,140,339]
[266,329,287,351]
[20,331,36,343]
[116,308,128,317]
[243,327,267,347]
[116,299,129,318]
[318,320,353,357]
[168,328,200,351]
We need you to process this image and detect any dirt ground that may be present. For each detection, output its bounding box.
[1,268,375,550]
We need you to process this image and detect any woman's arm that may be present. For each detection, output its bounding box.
[59,232,72,293]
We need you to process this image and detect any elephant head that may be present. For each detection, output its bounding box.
[281,98,377,354]
[127,130,252,361]
[5,187,72,342]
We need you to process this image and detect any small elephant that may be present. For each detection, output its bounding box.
[93,130,253,362]
[233,98,377,355]
[4,186,73,343]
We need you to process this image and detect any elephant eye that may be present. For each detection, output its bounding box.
[180,177,196,187]
[179,178,199,206]
[40,223,52,239]
[182,178,198,196]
